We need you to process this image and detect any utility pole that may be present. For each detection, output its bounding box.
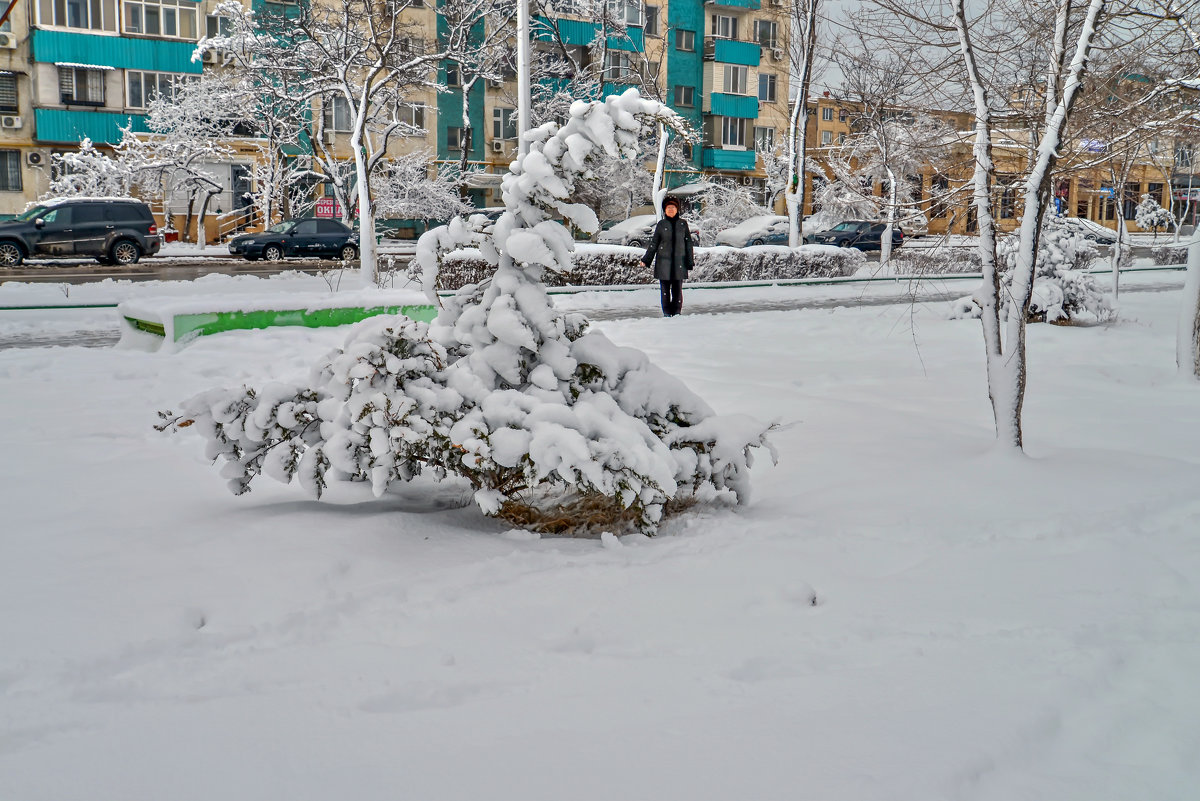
[516,0,531,156]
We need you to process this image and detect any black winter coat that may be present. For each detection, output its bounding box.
[642,216,694,281]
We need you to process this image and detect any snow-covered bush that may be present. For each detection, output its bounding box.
[1153,245,1188,265]
[1135,193,1172,238]
[413,242,865,290]
[691,245,863,282]
[872,248,978,276]
[163,90,775,535]
[951,224,1113,324]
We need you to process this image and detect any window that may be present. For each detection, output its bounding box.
[711,14,738,40]
[0,150,20,192]
[675,29,695,52]
[400,103,425,132]
[44,0,115,30]
[446,63,461,87]
[124,0,197,38]
[754,126,774,151]
[931,174,950,218]
[723,64,747,95]
[205,13,231,38]
[317,220,347,234]
[0,75,16,113]
[998,174,1018,219]
[1123,182,1141,219]
[821,106,832,121]
[127,70,188,109]
[758,73,776,103]
[324,95,352,131]
[447,126,463,149]
[59,66,106,105]
[1100,183,1115,221]
[839,132,846,144]
[492,107,517,139]
[1175,145,1193,168]
[753,19,778,48]
[292,220,319,234]
[644,5,659,35]
[820,130,832,145]
[607,0,641,26]
[721,117,747,148]
[604,51,633,82]
[1148,182,1164,205]
[838,109,847,122]
[674,85,695,107]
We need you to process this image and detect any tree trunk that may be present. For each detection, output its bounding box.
[351,127,376,285]
[1178,232,1200,377]
[786,0,819,247]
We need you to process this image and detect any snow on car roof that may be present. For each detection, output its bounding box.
[607,214,656,233]
[724,215,787,233]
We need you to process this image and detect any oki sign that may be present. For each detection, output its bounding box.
[315,198,342,218]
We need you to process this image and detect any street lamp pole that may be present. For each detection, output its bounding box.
[516,0,531,156]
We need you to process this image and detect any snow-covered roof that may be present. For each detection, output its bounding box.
[54,62,116,71]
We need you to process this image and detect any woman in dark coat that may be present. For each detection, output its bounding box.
[640,196,694,317]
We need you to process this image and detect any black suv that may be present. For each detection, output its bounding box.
[0,198,162,267]
[804,220,904,251]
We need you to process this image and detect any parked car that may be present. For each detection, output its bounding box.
[596,214,700,247]
[228,218,359,261]
[716,215,790,247]
[0,198,162,267]
[804,220,904,250]
[1053,215,1118,244]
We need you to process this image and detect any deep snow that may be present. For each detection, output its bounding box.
[1,274,1199,800]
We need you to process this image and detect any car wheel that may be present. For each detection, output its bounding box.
[0,241,23,267]
[340,244,359,261]
[110,240,141,265]
[628,238,643,248]
[263,244,284,261]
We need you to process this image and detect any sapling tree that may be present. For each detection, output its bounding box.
[161,90,775,535]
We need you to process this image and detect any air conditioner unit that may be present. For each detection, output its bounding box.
[491,140,505,153]
[322,131,336,145]
[741,175,755,186]
[0,32,16,49]
[769,0,783,6]
[487,78,504,88]
[771,48,784,61]
[26,150,43,166]
[1,116,22,130]
[202,50,217,64]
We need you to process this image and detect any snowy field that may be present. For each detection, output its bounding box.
[2,274,1199,800]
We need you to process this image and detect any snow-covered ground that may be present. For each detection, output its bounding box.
[2,273,1199,800]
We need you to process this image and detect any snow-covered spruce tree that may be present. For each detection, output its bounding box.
[161,90,775,534]
[1135,193,1172,240]
[952,222,1114,324]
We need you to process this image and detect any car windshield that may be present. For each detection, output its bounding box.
[829,222,863,231]
[15,206,48,222]
[266,221,297,233]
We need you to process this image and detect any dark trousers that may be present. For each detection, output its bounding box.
[659,279,683,316]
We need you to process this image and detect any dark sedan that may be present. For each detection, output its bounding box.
[228,218,359,261]
[803,220,904,251]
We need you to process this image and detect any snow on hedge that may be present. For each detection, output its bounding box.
[164,89,776,534]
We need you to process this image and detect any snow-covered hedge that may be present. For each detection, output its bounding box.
[412,243,865,289]
[886,248,979,276]
[1153,246,1188,266]
[951,225,1113,324]
[164,90,775,536]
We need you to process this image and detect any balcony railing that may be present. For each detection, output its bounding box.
[702,36,761,66]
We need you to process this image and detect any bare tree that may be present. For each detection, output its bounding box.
[784,0,821,245]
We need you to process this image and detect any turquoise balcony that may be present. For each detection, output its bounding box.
[533,16,644,51]
[31,30,203,73]
[704,0,761,9]
[703,37,761,66]
[35,108,149,145]
[708,93,758,118]
[701,147,756,171]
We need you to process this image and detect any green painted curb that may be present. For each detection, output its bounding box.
[170,304,438,341]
